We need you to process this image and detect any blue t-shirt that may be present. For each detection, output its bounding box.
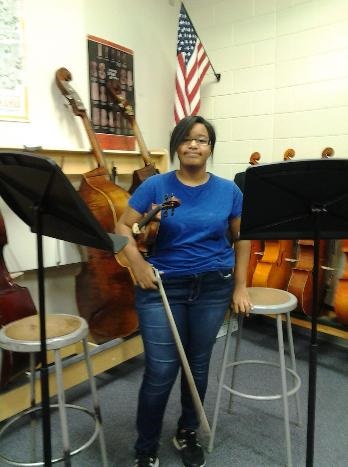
[129,171,243,276]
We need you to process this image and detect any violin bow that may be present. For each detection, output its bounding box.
[154,268,211,438]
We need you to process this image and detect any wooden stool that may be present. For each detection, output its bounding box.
[0,314,108,466]
[208,287,302,467]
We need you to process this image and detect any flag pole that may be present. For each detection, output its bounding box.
[182,3,221,82]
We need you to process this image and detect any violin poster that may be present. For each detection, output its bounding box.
[87,35,135,151]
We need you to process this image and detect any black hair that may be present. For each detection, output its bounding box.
[169,115,216,162]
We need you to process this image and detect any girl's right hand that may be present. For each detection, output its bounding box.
[133,260,158,290]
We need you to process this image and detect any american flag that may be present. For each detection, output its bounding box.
[174,3,210,123]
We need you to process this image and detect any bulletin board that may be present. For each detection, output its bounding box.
[87,34,136,151]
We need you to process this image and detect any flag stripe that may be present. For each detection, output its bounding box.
[174,3,211,123]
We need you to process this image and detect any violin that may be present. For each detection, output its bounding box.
[0,209,37,388]
[106,79,158,193]
[117,196,181,277]
[132,195,181,257]
[55,67,138,343]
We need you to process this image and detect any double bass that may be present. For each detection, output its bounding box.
[0,209,37,388]
[55,68,138,343]
[106,79,158,193]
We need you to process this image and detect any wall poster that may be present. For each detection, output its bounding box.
[87,34,135,151]
[0,0,28,122]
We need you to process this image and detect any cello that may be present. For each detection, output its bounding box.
[55,68,138,343]
[333,239,348,325]
[251,150,295,289]
[286,148,333,316]
[0,208,37,388]
[106,79,158,193]
[243,152,264,286]
[320,147,348,323]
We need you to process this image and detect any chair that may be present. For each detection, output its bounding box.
[0,313,108,466]
[208,287,302,467]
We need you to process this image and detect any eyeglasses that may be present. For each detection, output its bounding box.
[182,137,211,146]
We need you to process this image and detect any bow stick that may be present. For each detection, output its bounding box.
[154,268,211,437]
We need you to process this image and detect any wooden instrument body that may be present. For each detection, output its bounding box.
[76,170,138,343]
[287,239,329,316]
[333,239,348,324]
[251,239,294,289]
[0,212,37,388]
[247,240,263,287]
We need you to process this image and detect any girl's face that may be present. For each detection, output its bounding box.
[176,123,212,169]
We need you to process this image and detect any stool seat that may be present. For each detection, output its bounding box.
[209,287,302,467]
[0,314,88,351]
[248,287,297,314]
[0,313,108,466]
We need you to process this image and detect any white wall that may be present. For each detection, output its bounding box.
[185,0,348,179]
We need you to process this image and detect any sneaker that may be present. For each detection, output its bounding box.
[173,429,206,467]
[134,452,159,467]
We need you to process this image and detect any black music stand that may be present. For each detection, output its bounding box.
[239,158,348,467]
[0,150,128,466]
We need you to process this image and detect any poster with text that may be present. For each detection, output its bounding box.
[0,0,28,122]
[88,35,135,150]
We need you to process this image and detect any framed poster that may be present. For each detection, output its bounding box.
[87,35,135,151]
[0,0,28,122]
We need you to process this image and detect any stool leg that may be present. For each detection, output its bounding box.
[228,313,244,413]
[82,337,108,467]
[55,349,72,467]
[277,315,293,467]
[29,353,38,462]
[285,313,302,426]
[208,312,236,453]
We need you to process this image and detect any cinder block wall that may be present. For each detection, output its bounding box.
[185,0,348,179]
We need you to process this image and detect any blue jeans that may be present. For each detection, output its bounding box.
[134,269,233,454]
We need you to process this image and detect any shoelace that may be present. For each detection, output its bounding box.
[178,430,201,449]
[135,454,156,467]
